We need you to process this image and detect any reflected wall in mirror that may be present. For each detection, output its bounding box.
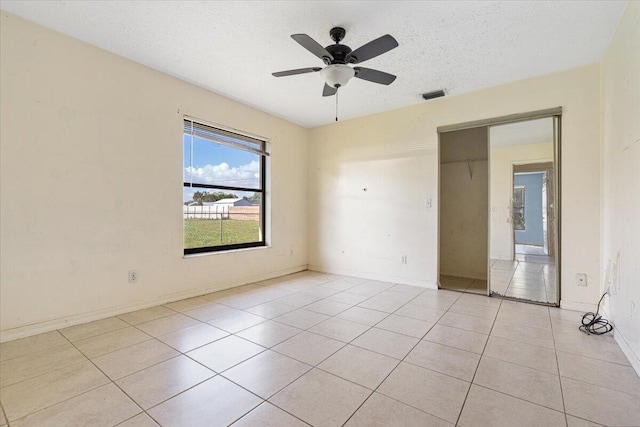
[489,117,559,304]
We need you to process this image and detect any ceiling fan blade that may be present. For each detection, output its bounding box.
[348,34,398,64]
[291,34,334,62]
[354,67,396,85]
[322,83,337,97]
[272,67,322,77]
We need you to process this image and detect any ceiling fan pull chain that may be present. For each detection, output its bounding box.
[335,89,339,122]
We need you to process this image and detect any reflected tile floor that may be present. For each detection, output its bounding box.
[439,275,487,296]
[489,258,556,304]
[1,271,639,426]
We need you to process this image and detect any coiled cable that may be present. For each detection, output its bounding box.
[579,292,613,335]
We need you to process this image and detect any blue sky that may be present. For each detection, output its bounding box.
[183,135,261,203]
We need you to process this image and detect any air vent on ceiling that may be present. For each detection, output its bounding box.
[421,90,446,101]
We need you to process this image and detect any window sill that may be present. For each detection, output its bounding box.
[183,244,271,259]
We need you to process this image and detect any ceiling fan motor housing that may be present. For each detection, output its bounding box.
[325,43,353,64]
[325,27,358,64]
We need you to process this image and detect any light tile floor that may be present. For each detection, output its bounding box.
[1,271,639,427]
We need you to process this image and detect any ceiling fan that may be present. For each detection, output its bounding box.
[272,27,398,97]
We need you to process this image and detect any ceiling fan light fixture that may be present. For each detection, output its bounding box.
[320,64,355,88]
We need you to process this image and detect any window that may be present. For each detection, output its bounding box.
[513,185,525,230]
[183,117,268,254]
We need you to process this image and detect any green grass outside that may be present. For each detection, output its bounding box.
[184,219,260,249]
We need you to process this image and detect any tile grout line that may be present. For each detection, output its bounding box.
[214,276,382,425]
[218,368,312,426]
[457,301,572,424]
[227,281,438,425]
[0,346,88,389]
[4,334,144,425]
[111,281,324,425]
[453,296,503,426]
[59,322,132,345]
[0,337,70,364]
[118,305,180,327]
[226,281,558,426]
[267,295,460,381]
[476,348,559,378]
[548,305,569,427]
[0,400,9,427]
[339,292,462,426]
[554,365,640,397]
[1,336,140,421]
[309,330,486,393]
[132,349,267,425]
[59,332,153,425]
[164,274,361,425]
[8,273,626,426]
[468,383,567,420]
[552,347,633,369]
[0,273,316,423]
[100,276,393,415]
[430,291,633,423]
[202,279,389,332]
[70,312,275,427]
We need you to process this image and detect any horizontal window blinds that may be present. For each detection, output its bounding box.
[184,118,269,157]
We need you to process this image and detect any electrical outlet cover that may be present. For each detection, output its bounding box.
[576,273,587,287]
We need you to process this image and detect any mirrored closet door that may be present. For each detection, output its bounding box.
[438,110,560,306]
[488,117,559,305]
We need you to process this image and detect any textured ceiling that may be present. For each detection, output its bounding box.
[0,1,627,128]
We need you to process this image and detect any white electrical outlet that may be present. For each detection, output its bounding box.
[630,301,636,320]
[424,196,432,208]
[401,255,407,264]
[576,273,587,287]
[129,270,138,283]
[605,261,615,295]
[610,259,618,295]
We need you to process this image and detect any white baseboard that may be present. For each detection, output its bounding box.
[560,300,597,313]
[0,264,308,343]
[307,264,437,289]
[600,304,640,376]
[613,328,640,376]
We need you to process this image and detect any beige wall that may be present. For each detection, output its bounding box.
[489,142,553,260]
[439,128,488,280]
[0,13,309,340]
[601,2,640,369]
[309,63,602,308]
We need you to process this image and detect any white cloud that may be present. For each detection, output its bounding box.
[184,160,260,188]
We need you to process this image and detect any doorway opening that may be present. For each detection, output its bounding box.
[513,162,555,259]
[491,161,557,303]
